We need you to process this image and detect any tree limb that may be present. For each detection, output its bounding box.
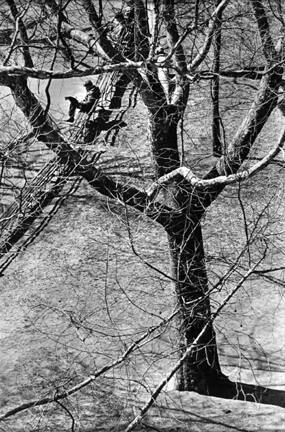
[4,76,172,225]
[211,0,224,156]
[147,126,285,197]
[5,0,33,67]
[163,0,187,75]
[80,0,124,62]
[202,30,284,206]
[162,0,189,105]
[0,61,144,79]
[250,0,278,63]
[190,0,230,70]
[161,0,230,75]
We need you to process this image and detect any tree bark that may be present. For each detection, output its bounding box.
[149,105,181,177]
[148,101,224,392]
[167,210,224,393]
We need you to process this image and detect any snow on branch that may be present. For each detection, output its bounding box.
[147,126,285,199]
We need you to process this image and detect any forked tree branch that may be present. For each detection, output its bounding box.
[162,0,189,105]
[161,0,230,73]
[80,0,124,62]
[5,0,33,67]
[147,126,285,198]
[163,0,187,74]
[202,0,284,207]
[3,7,26,66]
[190,0,230,70]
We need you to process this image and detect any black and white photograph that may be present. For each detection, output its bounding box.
[0,1,285,430]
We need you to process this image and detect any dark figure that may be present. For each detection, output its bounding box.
[65,80,101,123]
[83,109,127,144]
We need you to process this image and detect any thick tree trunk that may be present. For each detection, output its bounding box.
[167,214,225,393]
[148,105,225,393]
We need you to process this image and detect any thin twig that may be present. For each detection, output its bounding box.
[0,309,178,421]
[125,258,265,432]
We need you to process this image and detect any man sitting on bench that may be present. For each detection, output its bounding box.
[65,80,101,123]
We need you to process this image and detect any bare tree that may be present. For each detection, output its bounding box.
[0,0,285,428]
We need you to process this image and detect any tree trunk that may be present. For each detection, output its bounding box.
[148,104,225,393]
[167,214,225,393]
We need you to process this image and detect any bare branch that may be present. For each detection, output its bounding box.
[162,0,189,105]
[125,260,264,431]
[211,0,224,156]
[161,0,230,75]
[148,0,161,59]
[3,8,27,66]
[0,61,144,79]
[125,321,210,431]
[80,0,124,62]
[250,0,278,63]
[163,0,187,74]
[5,0,33,67]
[0,309,178,421]
[6,77,172,225]
[202,46,284,207]
[190,0,230,70]
[147,126,285,197]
